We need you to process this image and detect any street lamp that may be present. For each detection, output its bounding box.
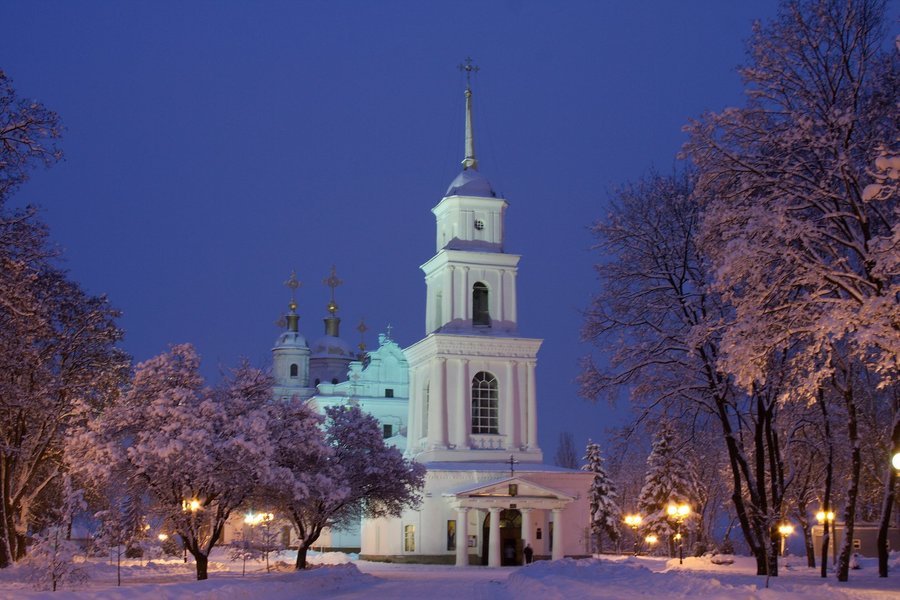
[892,450,900,472]
[624,514,642,555]
[645,534,658,555]
[777,523,793,556]
[816,509,837,572]
[666,502,691,565]
[182,498,201,563]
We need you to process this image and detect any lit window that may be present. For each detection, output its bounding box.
[404,525,415,552]
[447,520,456,551]
[471,371,499,434]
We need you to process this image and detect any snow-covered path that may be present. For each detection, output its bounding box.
[2,552,899,599]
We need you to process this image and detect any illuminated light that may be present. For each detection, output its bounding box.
[158,533,169,542]
[674,533,682,541]
[182,499,201,512]
[892,451,900,471]
[778,524,794,537]
[624,514,642,528]
[816,510,835,523]
[645,534,658,545]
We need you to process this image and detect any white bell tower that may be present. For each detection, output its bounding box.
[406,60,542,464]
[272,271,317,401]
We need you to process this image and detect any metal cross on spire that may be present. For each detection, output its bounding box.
[385,323,393,340]
[507,454,519,477]
[284,270,301,311]
[457,57,480,171]
[458,56,479,90]
[323,265,343,315]
[356,317,368,355]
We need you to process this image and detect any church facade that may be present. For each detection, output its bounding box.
[267,70,592,564]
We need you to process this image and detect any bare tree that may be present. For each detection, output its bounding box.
[554,431,579,469]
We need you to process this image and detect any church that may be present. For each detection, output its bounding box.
[267,66,592,565]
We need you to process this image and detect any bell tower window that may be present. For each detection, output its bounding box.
[471,371,498,434]
[289,363,299,378]
[472,282,490,327]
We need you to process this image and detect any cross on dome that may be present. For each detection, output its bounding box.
[323,265,343,315]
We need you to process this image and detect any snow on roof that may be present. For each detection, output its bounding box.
[445,169,496,198]
[421,461,582,473]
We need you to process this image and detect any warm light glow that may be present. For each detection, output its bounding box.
[892,451,900,471]
[778,524,794,537]
[624,514,642,528]
[645,534,658,545]
[667,503,691,520]
[815,510,835,523]
[182,499,201,512]
[673,533,682,541]
[158,533,168,542]
[244,512,275,526]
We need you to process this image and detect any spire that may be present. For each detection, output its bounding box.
[458,57,479,171]
[322,265,343,337]
[283,271,301,332]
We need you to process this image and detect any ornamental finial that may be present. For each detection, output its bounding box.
[323,265,343,315]
[457,57,479,171]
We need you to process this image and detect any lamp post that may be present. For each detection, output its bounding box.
[624,514,643,555]
[777,523,793,556]
[666,503,691,565]
[816,509,836,575]
[182,498,201,563]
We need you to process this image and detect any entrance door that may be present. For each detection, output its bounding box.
[482,509,523,566]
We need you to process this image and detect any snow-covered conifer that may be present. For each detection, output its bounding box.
[23,526,87,591]
[582,442,621,553]
[637,423,699,549]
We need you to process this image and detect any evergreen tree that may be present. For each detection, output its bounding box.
[582,442,621,553]
[637,423,699,552]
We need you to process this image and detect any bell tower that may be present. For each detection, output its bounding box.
[405,60,542,464]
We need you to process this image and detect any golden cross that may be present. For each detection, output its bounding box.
[284,271,301,309]
[323,265,343,315]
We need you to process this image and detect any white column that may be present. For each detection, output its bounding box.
[429,358,447,449]
[504,362,516,449]
[408,368,419,451]
[521,508,534,548]
[455,507,469,567]
[446,266,455,325]
[551,508,564,560]
[456,359,469,448]
[526,361,538,449]
[463,266,471,322]
[488,507,501,567]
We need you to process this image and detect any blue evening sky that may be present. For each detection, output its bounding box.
[2,1,781,459]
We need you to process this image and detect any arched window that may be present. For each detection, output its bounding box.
[472,282,490,327]
[289,363,299,378]
[471,371,498,434]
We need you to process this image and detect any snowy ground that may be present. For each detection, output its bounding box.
[1,550,899,599]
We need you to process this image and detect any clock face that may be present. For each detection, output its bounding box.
[474,219,484,231]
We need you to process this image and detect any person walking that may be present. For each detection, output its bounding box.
[523,543,534,564]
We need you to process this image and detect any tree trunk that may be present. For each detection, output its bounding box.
[836,382,861,583]
[818,387,833,579]
[195,552,208,581]
[801,520,815,569]
[877,410,899,577]
[295,544,309,570]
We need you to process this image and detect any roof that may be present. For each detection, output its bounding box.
[445,169,496,198]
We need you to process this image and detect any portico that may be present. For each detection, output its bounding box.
[446,477,573,566]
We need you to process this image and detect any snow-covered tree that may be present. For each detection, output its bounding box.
[23,525,88,591]
[684,0,898,581]
[582,442,621,553]
[88,345,275,581]
[275,405,426,570]
[637,424,700,553]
